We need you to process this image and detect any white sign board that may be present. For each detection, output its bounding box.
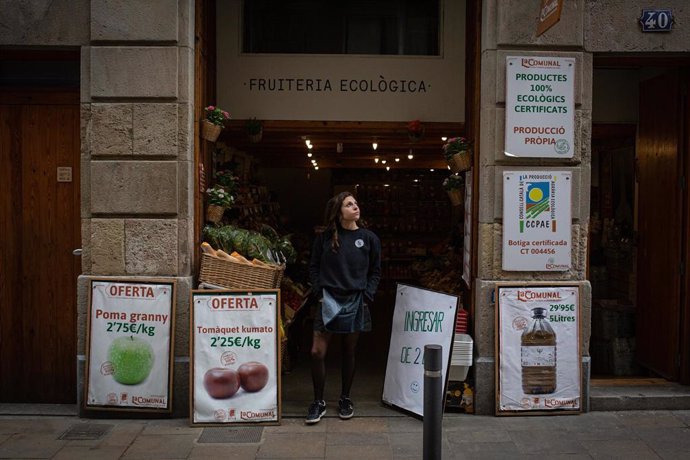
[382,284,458,417]
[216,1,465,122]
[191,290,280,425]
[503,171,572,271]
[497,285,581,413]
[505,56,575,158]
[85,280,176,412]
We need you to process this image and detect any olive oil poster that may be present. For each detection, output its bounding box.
[496,285,581,414]
[190,290,280,425]
[85,279,176,412]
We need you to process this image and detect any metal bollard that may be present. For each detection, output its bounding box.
[423,344,442,460]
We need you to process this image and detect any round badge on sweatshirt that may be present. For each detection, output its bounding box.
[355,239,364,248]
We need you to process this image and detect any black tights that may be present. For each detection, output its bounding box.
[310,331,360,401]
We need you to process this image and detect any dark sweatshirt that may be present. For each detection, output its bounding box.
[309,227,381,303]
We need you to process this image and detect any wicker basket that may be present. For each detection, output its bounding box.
[447,188,464,207]
[199,253,284,289]
[201,119,222,142]
[447,150,471,173]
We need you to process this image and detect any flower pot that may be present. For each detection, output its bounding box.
[206,204,225,224]
[201,120,222,142]
[447,150,471,173]
[446,188,464,207]
[248,129,263,143]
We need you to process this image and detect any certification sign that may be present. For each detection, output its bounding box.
[496,285,581,414]
[85,279,176,412]
[505,56,575,158]
[191,290,280,425]
[503,171,572,271]
[382,284,458,417]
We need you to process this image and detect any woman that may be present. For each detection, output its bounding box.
[306,191,381,424]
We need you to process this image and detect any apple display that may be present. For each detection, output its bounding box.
[204,367,240,399]
[108,336,154,385]
[238,361,269,392]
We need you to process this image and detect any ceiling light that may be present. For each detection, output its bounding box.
[447,165,451,170]
[413,179,419,183]
[381,159,387,164]
[314,166,319,170]
[307,152,313,157]
[384,184,390,187]
[408,154,414,160]
[441,137,448,141]
[395,157,400,162]
[372,142,378,150]
[307,143,313,150]
[374,157,380,163]
[430,168,435,172]
[305,139,311,147]
[386,166,390,171]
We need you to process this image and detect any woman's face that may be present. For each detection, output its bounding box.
[340,195,360,223]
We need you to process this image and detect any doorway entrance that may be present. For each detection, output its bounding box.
[590,61,690,387]
[0,51,81,402]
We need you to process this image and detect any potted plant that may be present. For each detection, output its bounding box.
[206,185,234,224]
[407,119,424,142]
[443,136,471,173]
[202,105,230,142]
[246,118,263,143]
[442,174,465,207]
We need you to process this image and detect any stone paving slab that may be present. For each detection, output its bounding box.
[120,434,197,459]
[187,444,260,459]
[324,443,393,459]
[579,439,662,459]
[0,433,68,459]
[509,430,588,455]
[53,445,127,460]
[255,432,325,458]
[632,426,690,452]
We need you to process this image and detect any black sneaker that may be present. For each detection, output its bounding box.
[338,396,354,420]
[305,400,326,424]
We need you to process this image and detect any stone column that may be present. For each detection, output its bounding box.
[78,0,195,416]
[474,0,592,414]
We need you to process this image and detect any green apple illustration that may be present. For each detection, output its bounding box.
[107,336,154,385]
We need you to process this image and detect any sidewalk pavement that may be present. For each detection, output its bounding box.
[1,410,690,459]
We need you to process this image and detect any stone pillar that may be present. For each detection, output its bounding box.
[78,0,195,416]
[474,0,592,414]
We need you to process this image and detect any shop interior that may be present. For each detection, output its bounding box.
[200,121,471,415]
[590,63,690,393]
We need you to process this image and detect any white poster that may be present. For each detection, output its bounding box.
[86,280,176,412]
[502,171,572,271]
[505,56,575,158]
[382,284,458,417]
[497,285,581,413]
[191,290,280,425]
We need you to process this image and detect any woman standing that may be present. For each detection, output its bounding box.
[306,191,381,424]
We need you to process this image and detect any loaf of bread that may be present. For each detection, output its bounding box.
[200,242,217,257]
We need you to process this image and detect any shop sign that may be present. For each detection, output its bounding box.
[502,171,572,271]
[382,284,458,417]
[190,290,280,425]
[639,9,673,32]
[536,0,564,36]
[462,170,472,287]
[505,56,575,158]
[85,279,176,413]
[496,284,581,414]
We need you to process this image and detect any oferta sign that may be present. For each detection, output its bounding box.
[85,279,176,413]
[190,290,280,425]
[505,56,575,158]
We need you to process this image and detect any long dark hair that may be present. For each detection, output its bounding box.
[323,191,358,252]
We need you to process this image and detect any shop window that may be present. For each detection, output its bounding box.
[242,0,440,56]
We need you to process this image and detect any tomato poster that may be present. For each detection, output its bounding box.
[191,290,281,425]
[85,279,176,413]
